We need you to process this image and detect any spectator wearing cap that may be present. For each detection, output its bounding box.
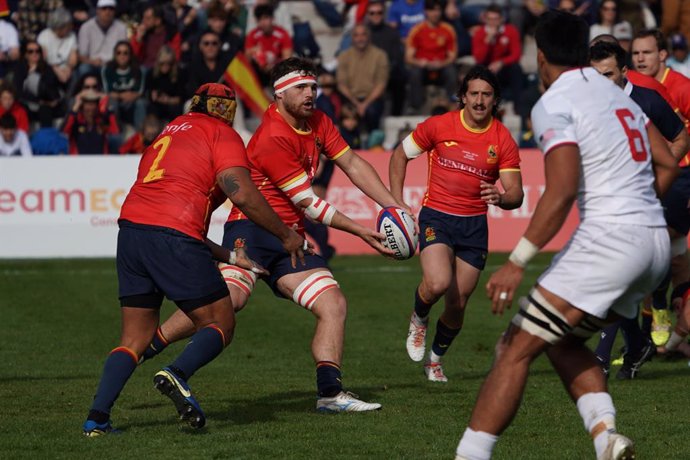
[668,33,690,78]
[131,4,182,71]
[612,21,633,53]
[37,7,78,91]
[0,113,32,156]
[16,0,64,42]
[77,0,127,78]
[61,88,119,154]
[0,18,20,79]
[245,4,293,87]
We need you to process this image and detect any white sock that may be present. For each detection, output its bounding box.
[428,350,442,363]
[412,311,428,325]
[665,331,684,351]
[576,392,616,458]
[456,428,498,460]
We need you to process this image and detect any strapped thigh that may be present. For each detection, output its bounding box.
[292,270,339,310]
[511,288,573,344]
[218,262,258,297]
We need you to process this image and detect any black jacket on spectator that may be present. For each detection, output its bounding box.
[185,52,232,99]
[145,66,187,122]
[12,61,63,127]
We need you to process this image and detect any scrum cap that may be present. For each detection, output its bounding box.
[190,83,237,126]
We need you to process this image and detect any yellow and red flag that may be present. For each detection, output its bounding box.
[223,52,271,117]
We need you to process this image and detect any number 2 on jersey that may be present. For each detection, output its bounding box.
[615,109,648,162]
[143,136,172,183]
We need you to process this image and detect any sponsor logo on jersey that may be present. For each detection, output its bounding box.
[425,227,436,242]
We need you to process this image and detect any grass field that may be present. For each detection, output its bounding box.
[1,254,689,459]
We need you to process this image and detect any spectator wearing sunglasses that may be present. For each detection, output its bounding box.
[186,31,228,98]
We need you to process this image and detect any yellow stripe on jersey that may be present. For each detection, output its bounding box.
[277,171,308,190]
[331,146,349,160]
[661,67,670,85]
[460,109,493,134]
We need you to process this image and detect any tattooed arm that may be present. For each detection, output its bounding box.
[217,167,307,267]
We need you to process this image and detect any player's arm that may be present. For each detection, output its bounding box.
[204,238,269,275]
[217,166,307,267]
[482,170,524,210]
[647,122,680,197]
[486,145,580,314]
[389,142,410,204]
[648,90,689,159]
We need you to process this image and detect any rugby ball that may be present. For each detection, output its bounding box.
[376,207,418,260]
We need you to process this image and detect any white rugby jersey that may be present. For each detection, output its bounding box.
[531,67,666,226]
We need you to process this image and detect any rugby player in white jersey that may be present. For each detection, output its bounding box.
[454,11,679,460]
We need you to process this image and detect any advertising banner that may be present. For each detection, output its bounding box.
[0,150,578,258]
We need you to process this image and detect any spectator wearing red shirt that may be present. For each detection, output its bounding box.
[61,90,119,154]
[0,82,29,133]
[245,4,293,87]
[131,4,181,71]
[405,0,457,112]
[471,4,524,111]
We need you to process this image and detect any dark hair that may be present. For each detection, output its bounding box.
[107,40,142,80]
[535,10,589,67]
[254,4,274,20]
[207,0,229,21]
[72,72,102,98]
[0,81,17,98]
[634,28,667,52]
[596,0,619,24]
[457,65,501,116]
[271,57,317,88]
[589,40,627,69]
[485,4,503,15]
[424,0,443,11]
[0,112,17,130]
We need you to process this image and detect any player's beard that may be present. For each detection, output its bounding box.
[284,97,314,119]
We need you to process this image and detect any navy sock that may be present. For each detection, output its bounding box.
[620,317,644,358]
[316,361,342,397]
[641,311,653,338]
[652,268,671,310]
[414,287,434,319]
[431,319,461,356]
[595,322,620,365]
[89,347,138,416]
[169,326,225,381]
[140,327,169,362]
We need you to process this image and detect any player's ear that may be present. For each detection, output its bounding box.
[659,48,668,61]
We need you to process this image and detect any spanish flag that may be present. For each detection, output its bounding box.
[223,52,271,117]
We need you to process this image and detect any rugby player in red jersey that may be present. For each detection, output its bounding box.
[82,83,306,436]
[390,65,524,382]
[144,57,411,412]
[632,28,690,346]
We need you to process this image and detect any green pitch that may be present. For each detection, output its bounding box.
[1,255,688,459]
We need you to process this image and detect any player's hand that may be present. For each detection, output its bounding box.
[398,202,420,237]
[360,227,396,257]
[480,180,502,207]
[486,261,524,315]
[231,247,270,276]
[282,224,312,268]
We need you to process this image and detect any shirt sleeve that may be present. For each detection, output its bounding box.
[408,116,436,154]
[531,99,577,155]
[498,129,521,170]
[647,89,685,141]
[212,125,250,175]
[18,131,32,157]
[321,114,350,160]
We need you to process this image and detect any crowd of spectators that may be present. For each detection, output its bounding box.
[0,0,688,156]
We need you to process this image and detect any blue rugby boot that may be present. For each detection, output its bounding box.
[82,419,114,437]
[153,367,206,428]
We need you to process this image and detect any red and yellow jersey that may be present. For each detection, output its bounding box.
[407,110,520,216]
[228,104,349,230]
[407,21,457,62]
[660,67,690,166]
[626,69,677,110]
[120,112,248,240]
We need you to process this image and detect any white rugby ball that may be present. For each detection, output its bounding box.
[376,207,418,260]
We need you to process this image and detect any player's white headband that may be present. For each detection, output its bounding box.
[274,71,317,94]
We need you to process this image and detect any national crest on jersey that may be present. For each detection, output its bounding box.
[228,104,349,229]
[409,109,520,216]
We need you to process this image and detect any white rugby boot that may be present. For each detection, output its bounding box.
[316,391,382,413]
[406,313,428,362]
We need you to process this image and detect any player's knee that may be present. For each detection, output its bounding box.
[510,289,573,345]
[219,262,257,305]
[422,277,451,300]
[292,270,340,311]
[313,290,348,323]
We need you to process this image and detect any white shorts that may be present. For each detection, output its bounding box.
[538,221,670,319]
